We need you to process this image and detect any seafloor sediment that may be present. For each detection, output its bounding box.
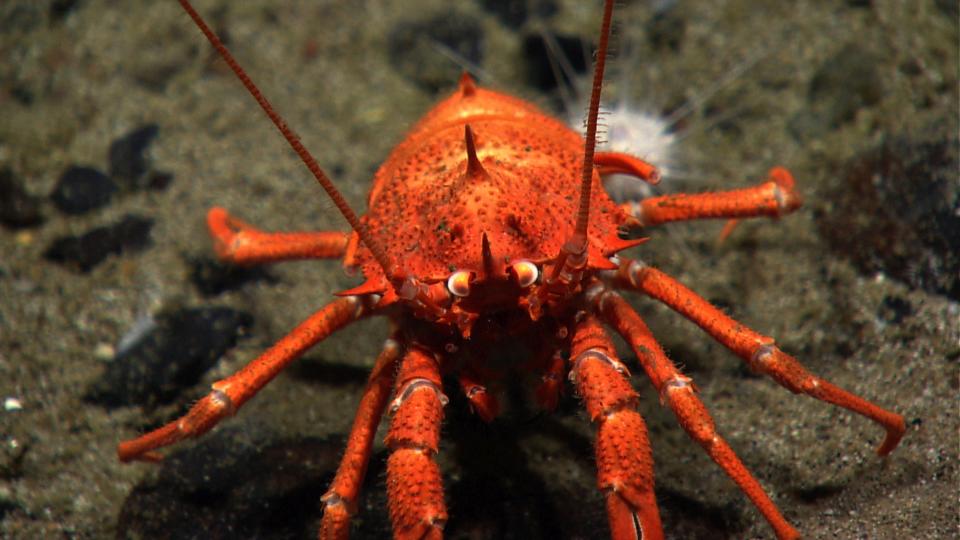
[1,1,957,539]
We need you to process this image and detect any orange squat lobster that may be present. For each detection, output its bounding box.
[119,2,906,539]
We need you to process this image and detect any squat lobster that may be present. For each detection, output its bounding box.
[118,1,906,539]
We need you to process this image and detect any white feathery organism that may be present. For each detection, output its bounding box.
[544,7,768,203]
[542,28,679,202]
[582,101,680,201]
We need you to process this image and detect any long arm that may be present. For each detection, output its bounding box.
[595,289,801,540]
[384,344,448,539]
[612,258,906,455]
[320,337,401,539]
[569,313,664,540]
[117,296,368,462]
[207,207,348,265]
[620,167,801,227]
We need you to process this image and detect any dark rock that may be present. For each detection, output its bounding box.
[134,62,185,93]
[43,214,153,272]
[818,124,960,300]
[521,32,589,93]
[49,166,117,215]
[477,0,558,29]
[8,84,33,106]
[789,44,883,140]
[0,168,44,229]
[808,44,883,111]
[117,433,349,540]
[878,295,914,325]
[0,434,29,481]
[146,170,174,191]
[388,11,484,93]
[49,0,81,21]
[189,255,277,297]
[478,0,527,29]
[935,0,959,19]
[0,5,43,34]
[0,497,16,522]
[86,307,253,408]
[648,4,686,51]
[109,124,160,190]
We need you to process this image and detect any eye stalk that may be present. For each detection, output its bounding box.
[446,270,473,297]
[510,260,539,288]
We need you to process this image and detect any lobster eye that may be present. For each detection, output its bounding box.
[446,270,472,297]
[510,260,539,287]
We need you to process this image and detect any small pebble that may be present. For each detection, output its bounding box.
[85,307,253,407]
[49,166,117,215]
[43,214,154,272]
[14,231,33,246]
[94,342,115,361]
[108,124,160,190]
[0,168,44,229]
[3,397,23,412]
[189,255,277,297]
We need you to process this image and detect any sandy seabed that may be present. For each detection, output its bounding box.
[1,1,957,539]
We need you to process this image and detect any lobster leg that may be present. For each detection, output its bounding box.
[117,296,367,463]
[619,167,801,228]
[595,151,661,184]
[320,337,402,540]
[533,349,566,412]
[384,344,448,539]
[569,313,664,540]
[207,206,349,265]
[458,369,499,423]
[596,290,801,540]
[614,259,906,455]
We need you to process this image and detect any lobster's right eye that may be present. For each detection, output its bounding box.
[446,270,472,297]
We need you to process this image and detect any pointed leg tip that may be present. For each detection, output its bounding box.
[117,443,164,464]
[876,417,907,457]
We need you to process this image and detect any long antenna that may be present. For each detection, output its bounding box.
[573,0,615,246]
[177,0,394,277]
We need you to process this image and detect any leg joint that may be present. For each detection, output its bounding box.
[623,258,648,289]
[569,348,630,386]
[390,378,448,414]
[658,373,693,405]
[321,491,354,514]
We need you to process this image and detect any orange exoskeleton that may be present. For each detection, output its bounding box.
[117,1,906,539]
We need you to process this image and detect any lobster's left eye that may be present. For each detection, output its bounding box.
[446,270,472,297]
[510,260,539,287]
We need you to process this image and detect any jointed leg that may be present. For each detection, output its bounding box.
[533,349,565,412]
[458,368,499,423]
[614,259,906,455]
[596,289,800,540]
[620,167,800,228]
[569,313,663,540]
[207,207,349,265]
[320,337,402,540]
[595,151,661,184]
[384,344,448,539]
[117,296,368,463]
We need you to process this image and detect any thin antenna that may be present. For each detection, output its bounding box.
[573,0,615,245]
[177,0,394,278]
